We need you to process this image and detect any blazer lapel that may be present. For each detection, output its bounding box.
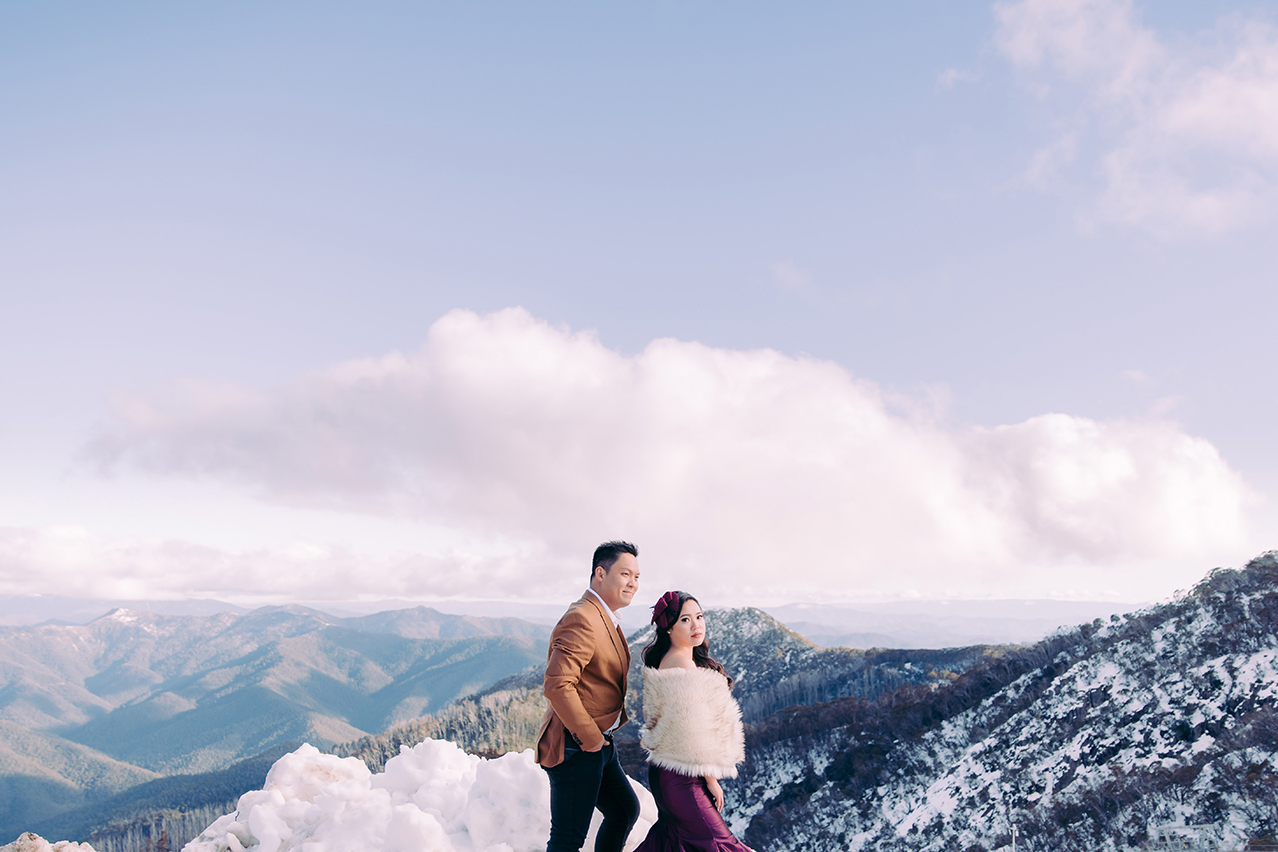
[617,623,631,666]
[585,593,629,668]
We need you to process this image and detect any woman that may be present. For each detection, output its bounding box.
[633,590,755,852]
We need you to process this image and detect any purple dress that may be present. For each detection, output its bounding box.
[633,764,755,852]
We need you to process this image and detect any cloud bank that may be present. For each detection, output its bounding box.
[0,525,514,603]
[54,307,1254,603]
[995,0,1278,235]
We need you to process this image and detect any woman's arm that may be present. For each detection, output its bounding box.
[705,776,724,811]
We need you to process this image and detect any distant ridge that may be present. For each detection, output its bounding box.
[0,596,256,627]
[0,595,1147,648]
[765,598,1147,649]
[340,606,550,639]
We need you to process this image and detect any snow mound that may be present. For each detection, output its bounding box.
[0,834,96,852]
[184,740,657,852]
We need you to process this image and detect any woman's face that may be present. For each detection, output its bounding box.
[667,599,705,651]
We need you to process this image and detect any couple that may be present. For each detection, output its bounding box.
[535,541,754,852]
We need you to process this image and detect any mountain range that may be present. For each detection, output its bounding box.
[7,557,1277,851]
[0,605,547,841]
[770,598,1145,649]
[0,594,1145,650]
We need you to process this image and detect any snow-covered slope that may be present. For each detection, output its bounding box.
[727,553,1278,851]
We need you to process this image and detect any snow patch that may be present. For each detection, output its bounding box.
[0,835,97,852]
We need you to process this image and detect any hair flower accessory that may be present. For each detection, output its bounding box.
[651,590,681,630]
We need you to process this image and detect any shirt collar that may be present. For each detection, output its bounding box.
[586,587,620,628]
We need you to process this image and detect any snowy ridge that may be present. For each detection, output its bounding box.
[728,553,1278,851]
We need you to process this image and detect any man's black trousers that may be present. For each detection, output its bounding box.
[544,737,641,852]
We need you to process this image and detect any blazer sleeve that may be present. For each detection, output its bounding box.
[543,609,606,751]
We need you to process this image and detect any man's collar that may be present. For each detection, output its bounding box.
[586,587,620,628]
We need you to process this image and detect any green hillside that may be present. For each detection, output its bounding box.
[0,720,159,836]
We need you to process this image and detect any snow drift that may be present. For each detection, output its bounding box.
[184,740,656,852]
[0,835,96,852]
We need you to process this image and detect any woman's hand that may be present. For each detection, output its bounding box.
[705,776,724,811]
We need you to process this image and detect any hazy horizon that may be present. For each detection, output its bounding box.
[0,590,1155,650]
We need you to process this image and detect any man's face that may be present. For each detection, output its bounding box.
[592,553,640,611]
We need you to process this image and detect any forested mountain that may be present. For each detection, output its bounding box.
[0,721,158,840]
[333,668,549,771]
[726,553,1278,851]
[0,606,547,843]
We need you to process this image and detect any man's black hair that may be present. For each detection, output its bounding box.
[591,541,638,580]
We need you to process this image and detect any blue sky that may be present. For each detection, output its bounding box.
[1,0,1275,607]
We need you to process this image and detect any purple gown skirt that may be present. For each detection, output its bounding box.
[632,765,755,852]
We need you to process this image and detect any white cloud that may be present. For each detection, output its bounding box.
[65,308,1257,603]
[769,260,812,292]
[1024,131,1080,189]
[994,0,1278,235]
[966,414,1247,562]
[936,67,980,91]
[995,0,1163,99]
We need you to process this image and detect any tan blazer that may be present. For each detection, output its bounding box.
[535,593,632,767]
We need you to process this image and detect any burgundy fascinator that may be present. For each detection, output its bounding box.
[651,591,681,630]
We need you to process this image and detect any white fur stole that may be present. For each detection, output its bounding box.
[639,666,745,779]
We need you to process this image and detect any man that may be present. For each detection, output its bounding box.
[537,541,643,852]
